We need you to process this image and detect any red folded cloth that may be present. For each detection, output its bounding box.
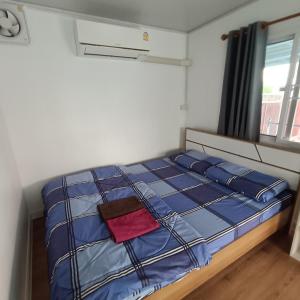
[106,208,160,243]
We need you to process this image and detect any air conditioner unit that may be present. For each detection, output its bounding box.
[75,20,150,59]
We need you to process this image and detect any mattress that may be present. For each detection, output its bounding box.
[122,157,293,255]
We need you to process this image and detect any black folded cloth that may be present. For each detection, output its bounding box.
[97,196,144,220]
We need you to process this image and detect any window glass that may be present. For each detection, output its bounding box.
[261,39,293,136]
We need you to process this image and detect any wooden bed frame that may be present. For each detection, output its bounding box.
[147,128,300,300]
[148,207,291,300]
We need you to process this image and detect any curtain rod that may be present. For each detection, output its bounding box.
[221,12,300,41]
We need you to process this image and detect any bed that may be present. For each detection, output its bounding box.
[42,128,300,300]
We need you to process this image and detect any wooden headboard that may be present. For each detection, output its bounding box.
[185,128,300,233]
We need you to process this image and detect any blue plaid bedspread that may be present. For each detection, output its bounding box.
[123,157,293,255]
[43,166,211,300]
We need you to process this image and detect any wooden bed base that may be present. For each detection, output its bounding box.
[147,207,292,300]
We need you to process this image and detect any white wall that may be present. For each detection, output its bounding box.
[0,109,28,300]
[0,7,187,215]
[187,0,300,131]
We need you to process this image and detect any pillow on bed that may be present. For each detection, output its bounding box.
[169,150,224,175]
[206,161,289,202]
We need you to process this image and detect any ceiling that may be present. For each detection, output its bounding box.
[16,0,257,32]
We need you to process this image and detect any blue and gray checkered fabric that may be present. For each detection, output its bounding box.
[170,150,289,203]
[169,150,224,175]
[43,151,292,300]
[123,155,292,255]
[206,161,289,202]
[43,165,211,300]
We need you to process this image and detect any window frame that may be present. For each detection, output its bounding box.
[276,32,300,146]
[261,32,300,150]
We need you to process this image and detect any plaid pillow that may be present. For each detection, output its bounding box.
[170,150,224,175]
[206,161,289,202]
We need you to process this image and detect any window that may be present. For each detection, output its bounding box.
[261,34,300,146]
[261,39,293,136]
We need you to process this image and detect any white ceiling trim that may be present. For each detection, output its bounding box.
[12,0,258,33]
[11,0,185,34]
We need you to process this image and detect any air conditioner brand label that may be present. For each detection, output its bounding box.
[143,32,149,41]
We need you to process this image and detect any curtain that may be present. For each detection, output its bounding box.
[217,22,268,142]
